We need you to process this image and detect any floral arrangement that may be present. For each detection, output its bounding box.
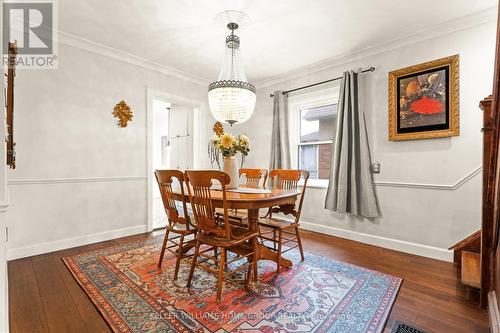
[208,121,250,169]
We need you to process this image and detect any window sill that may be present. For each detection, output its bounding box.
[299,179,329,189]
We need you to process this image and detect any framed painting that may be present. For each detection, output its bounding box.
[388,55,459,141]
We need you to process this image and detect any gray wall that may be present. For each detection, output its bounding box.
[6,41,212,259]
[233,20,496,261]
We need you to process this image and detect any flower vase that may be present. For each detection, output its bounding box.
[223,156,239,189]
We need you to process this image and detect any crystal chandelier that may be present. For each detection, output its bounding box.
[208,22,256,126]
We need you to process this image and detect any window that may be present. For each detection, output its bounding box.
[298,104,337,180]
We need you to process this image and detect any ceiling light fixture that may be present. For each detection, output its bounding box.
[208,20,256,126]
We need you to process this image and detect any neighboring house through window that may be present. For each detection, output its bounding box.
[289,87,339,187]
[299,104,336,179]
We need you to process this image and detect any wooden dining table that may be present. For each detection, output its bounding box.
[171,186,300,272]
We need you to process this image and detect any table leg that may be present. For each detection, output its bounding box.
[247,208,293,278]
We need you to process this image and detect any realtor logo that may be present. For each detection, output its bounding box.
[3,0,58,68]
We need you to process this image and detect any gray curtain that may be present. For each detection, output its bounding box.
[269,91,291,170]
[325,71,379,218]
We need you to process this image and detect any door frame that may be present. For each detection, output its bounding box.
[146,87,202,231]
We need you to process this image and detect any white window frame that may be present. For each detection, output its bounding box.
[288,86,339,188]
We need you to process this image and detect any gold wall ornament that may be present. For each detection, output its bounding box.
[213,121,224,136]
[113,100,133,127]
[388,55,459,141]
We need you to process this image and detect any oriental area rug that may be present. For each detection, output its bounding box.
[63,237,401,333]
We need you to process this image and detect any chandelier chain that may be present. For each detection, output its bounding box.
[231,28,235,80]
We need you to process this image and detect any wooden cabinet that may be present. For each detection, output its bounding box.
[480,96,494,308]
[482,3,500,328]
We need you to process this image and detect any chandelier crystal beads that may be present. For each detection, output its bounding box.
[208,22,256,125]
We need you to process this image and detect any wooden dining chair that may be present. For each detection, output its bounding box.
[239,168,268,188]
[185,170,259,303]
[258,169,309,272]
[155,170,197,280]
[222,168,269,225]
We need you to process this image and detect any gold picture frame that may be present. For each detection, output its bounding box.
[388,55,459,141]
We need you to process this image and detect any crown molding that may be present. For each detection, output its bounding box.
[50,6,497,90]
[255,7,498,88]
[58,31,211,86]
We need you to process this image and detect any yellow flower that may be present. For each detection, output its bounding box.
[220,133,234,149]
[212,133,220,143]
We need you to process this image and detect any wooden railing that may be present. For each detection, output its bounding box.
[449,230,481,264]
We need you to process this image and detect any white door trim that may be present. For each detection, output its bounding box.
[146,87,202,232]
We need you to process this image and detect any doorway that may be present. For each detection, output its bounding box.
[147,88,200,231]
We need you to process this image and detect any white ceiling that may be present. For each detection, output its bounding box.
[59,0,497,84]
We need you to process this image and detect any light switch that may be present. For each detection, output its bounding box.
[372,162,380,174]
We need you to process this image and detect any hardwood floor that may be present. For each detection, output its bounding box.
[8,229,490,333]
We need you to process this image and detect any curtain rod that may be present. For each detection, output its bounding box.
[269,67,376,98]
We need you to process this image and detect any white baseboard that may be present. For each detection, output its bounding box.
[7,224,147,261]
[6,220,454,262]
[300,220,453,262]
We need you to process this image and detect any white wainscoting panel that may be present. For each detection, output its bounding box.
[300,220,454,262]
[7,224,146,261]
[7,178,147,260]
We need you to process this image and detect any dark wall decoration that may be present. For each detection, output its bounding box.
[388,55,460,141]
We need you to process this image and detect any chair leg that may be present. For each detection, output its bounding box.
[295,226,305,261]
[158,229,170,267]
[187,240,200,288]
[273,229,277,250]
[214,247,218,268]
[245,259,252,291]
[258,226,265,245]
[252,237,258,282]
[216,248,225,303]
[276,230,283,273]
[224,250,228,271]
[174,234,184,280]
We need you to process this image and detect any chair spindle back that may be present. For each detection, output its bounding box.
[239,168,268,188]
[185,170,231,239]
[268,169,310,223]
[155,169,192,229]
